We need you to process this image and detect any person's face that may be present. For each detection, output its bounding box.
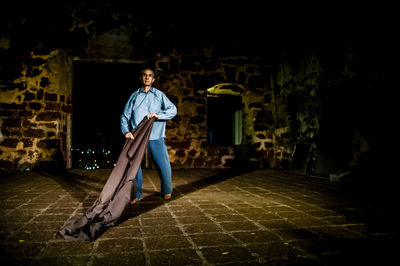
[141,70,155,87]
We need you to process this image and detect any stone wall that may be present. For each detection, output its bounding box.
[0,4,383,174]
[0,48,323,171]
[155,53,298,169]
[0,49,73,170]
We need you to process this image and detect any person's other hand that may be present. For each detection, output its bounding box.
[147,113,159,119]
[125,132,134,139]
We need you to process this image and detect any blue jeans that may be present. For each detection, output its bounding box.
[135,138,172,199]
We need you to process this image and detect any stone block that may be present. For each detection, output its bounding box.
[256,133,266,139]
[0,103,26,110]
[45,102,60,111]
[37,89,44,100]
[253,121,269,131]
[1,128,21,137]
[44,92,57,101]
[24,91,36,101]
[61,104,72,113]
[40,77,51,88]
[18,110,33,117]
[37,139,59,150]
[188,149,197,156]
[23,128,45,138]
[2,118,21,128]
[0,138,19,148]
[175,150,186,157]
[184,157,193,165]
[40,123,57,128]
[0,110,15,117]
[29,102,42,110]
[31,68,42,77]
[36,112,60,121]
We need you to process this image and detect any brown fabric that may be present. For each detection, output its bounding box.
[59,117,155,241]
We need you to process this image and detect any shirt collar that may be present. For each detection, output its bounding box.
[139,87,155,93]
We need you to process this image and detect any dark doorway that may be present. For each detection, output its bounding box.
[207,95,243,146]
[71,61,144,169]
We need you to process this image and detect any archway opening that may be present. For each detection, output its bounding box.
[206,83,244,146]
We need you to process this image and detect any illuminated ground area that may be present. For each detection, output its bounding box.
[0,168,396,265]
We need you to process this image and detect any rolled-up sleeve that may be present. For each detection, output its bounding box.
[120,93,136,134]
[157,92,177,120]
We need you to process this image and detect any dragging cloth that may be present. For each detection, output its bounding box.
[59,117,155,241]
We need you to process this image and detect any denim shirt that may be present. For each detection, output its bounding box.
[120,87,177,140]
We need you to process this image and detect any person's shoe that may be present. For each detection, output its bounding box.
[164,194,171,200]
[130,198,141,204]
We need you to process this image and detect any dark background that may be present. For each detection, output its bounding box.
[72,62,143,166]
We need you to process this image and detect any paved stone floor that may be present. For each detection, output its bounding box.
[0,168,397,265]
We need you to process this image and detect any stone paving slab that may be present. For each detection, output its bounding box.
[0,168,397,265]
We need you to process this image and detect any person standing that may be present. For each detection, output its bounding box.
[121,68,177,203]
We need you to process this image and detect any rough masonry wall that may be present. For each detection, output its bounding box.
[0,49,73,170]
[0,48,323,171]
[154,53,306,169]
